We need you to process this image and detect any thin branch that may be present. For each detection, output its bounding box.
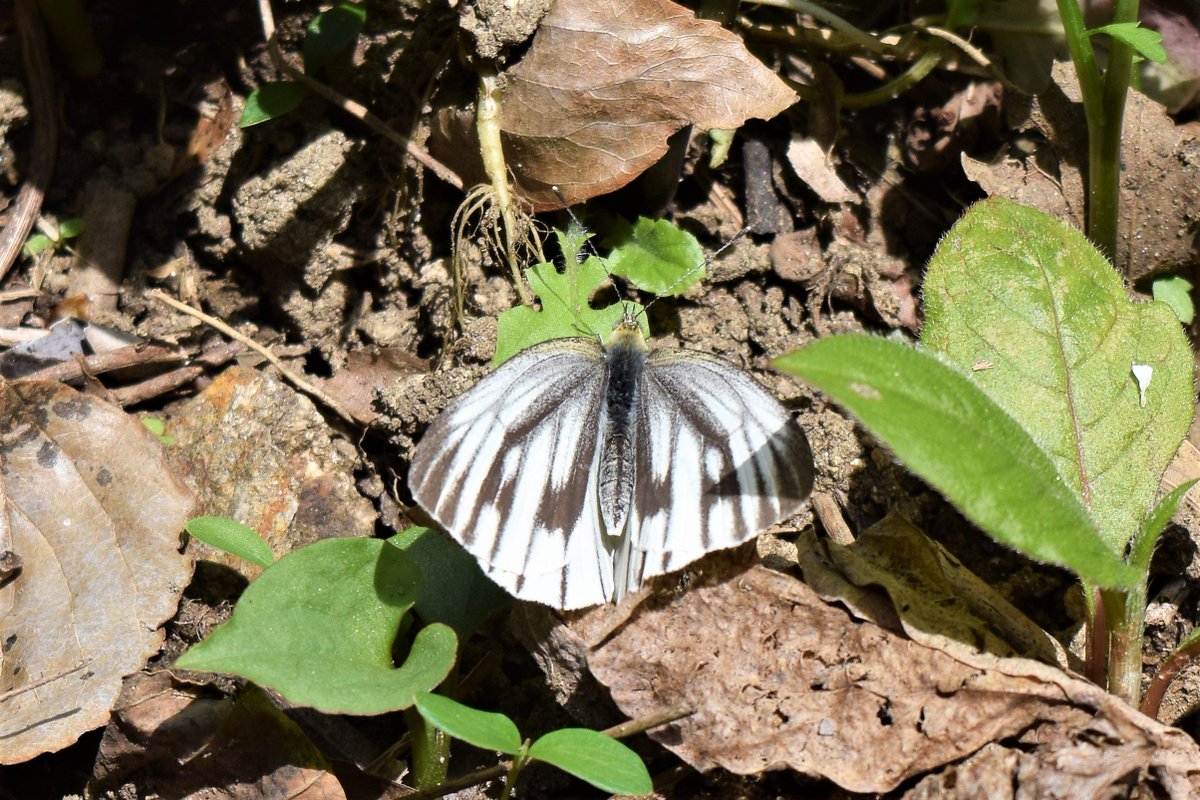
[20,343,185,383]
[146,290,362,427]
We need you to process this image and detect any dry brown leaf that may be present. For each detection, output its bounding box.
[784,137,858,204]
[0,381,194,764]
[585,553,1200,794]
[438,0,796,209]
[797,515,1074,671]
[317,348,428,425]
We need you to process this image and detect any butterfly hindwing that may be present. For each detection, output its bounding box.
[408,338,615,609]
[622,348,815,592]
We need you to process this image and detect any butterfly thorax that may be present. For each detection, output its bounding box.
[597,321,647,536]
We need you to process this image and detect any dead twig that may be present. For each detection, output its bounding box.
[109,340,243,406]
[146,289,362,427]
[0,0,58,282]
[20,343,185,383]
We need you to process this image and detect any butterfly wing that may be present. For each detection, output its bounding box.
[408,339,616,609]
[619,349,814,595]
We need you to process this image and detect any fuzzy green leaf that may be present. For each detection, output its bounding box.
[528,728,653,795]
[185,516,275,568]
[775,335,1136,588]
[57,218,86,239]
[923,198,1194,554]
[1128,481,1198,575]
[240,82,306,127]
[22,234,53,256]
[604,216,705,296]
[413,692,522,755]
[177,538,457,713]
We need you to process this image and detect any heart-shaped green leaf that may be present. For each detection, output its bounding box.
[177,537,457,713]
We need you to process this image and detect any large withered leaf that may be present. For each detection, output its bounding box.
[586,551,1200,794]
[439,0,796,209]
[0,382,193,764]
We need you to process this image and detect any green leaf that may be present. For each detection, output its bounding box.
[494,222,644,365]
[391,527,508,635]
[56,218,86,239]
[23,233,53,256]
[707,128,735,169]
[1088,22,1167,64]
[604,217,705,297]
[140,417,175,444]
[923,198,1194,553]
[1128,481,1198,575]
[240,82,306,127]
[775,335,1136,588]
[528,729,653,795]
[413,691,523,755]
[185,515,275,568]
[303,3,366,73]
[177,538,457,713]
[1152,275,1194,325]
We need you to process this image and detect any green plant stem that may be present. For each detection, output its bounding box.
[498,745,531,800]
[1102,585,1146,706]
[1083,583,1108,686]
[405,707,450,788]
[1091,0,1139,261]
[1056,0,1139,261]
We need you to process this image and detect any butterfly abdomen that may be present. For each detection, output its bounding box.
[598,327,646,535]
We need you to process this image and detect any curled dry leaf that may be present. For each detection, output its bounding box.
[435,0,797,209]
[0,381,194,764]
[585,550,1200,794]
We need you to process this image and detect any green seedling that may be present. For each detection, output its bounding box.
[241,3,366,127]
[23,217,84,257]
[140,416,176,445]
[185,516,275,568]
[776,198,1195,708]
[1055,1,1167,259]
[494,216,702,364]
[413,691,653,798]
[1151,275,1194,325]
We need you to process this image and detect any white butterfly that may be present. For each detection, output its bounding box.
[408,314,814,610]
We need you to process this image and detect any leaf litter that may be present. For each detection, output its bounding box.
[0,382,194,763]
[2,0,1200,795]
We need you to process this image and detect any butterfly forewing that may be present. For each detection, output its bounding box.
[408,339,615,608]
[622,349,814,591]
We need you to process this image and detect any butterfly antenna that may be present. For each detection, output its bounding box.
[635,224,753,324]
